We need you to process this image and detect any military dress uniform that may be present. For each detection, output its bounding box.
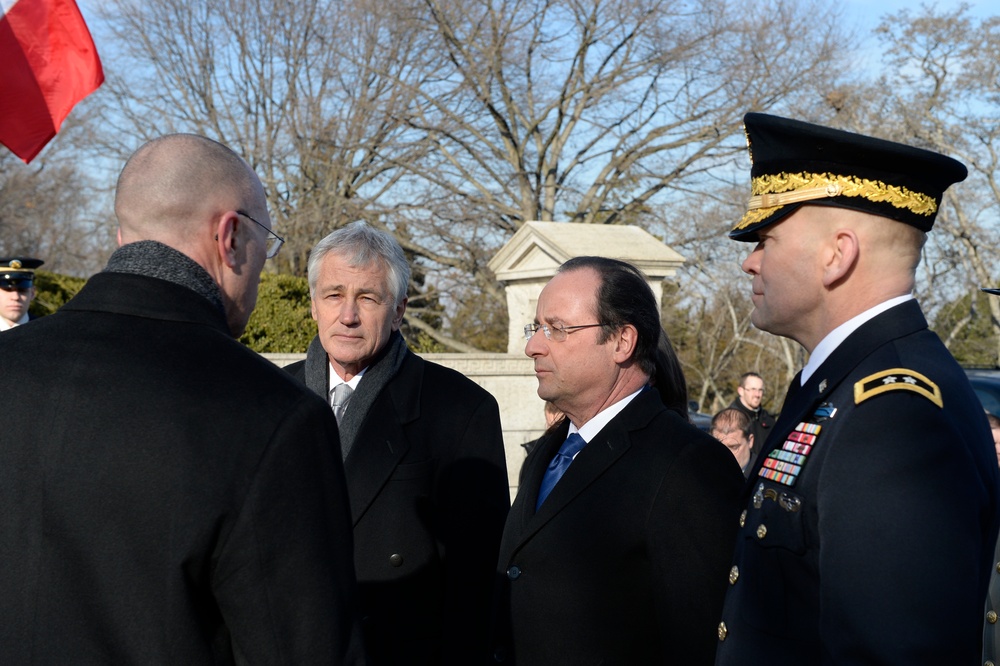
[716,113,1000,664]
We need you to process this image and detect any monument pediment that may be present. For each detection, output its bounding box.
[488,221,685,282]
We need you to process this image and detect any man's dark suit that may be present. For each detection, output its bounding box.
[716,300,1000,664]
[490,389,744,665]
[286,346,510,666]
[0,270,363,664]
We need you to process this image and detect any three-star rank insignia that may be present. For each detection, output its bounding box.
[854,368,942,408]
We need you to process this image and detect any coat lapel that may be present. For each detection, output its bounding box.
[506,390,660,550]
[342,355,422,525]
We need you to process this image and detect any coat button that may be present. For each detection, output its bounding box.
[389,553,403,567]
[756,524,767,539]
[996,561,1000,574]
[717,622,728,641]
[988,610,998,624]
[986,661,995,666]
[507,565,521,580]
[729,566,739,585]
[739,510,747,527]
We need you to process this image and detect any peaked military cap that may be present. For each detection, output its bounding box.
[729,112,968,242]
[0,257,44,290]
[984,287,1000,296]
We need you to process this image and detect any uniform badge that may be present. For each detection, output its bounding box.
[854,368,942,407]
[758,417,830,487]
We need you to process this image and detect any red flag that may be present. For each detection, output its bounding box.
[0,0,103,163]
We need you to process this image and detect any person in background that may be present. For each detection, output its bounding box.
[0,134,364,664]
[716,112,999,665]
[285,221,509,666]
[491,256,743,665]
[727,372,773,456]
[0,257,43,330]
[711,408,754,477]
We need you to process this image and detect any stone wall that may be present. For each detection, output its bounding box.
[265,352,542,501]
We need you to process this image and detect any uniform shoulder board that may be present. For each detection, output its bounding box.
[854,368,942,407]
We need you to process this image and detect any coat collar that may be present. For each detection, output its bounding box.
[341,352,424,525]
[506,388,663,551]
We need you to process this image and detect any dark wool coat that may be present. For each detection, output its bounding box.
[716,300,1000,665]
[490,388,745,666]
[0,272,364,665]
[286,349,510,666]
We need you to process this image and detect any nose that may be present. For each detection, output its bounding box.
[741,245,762,276]
[338,299,360,325]
[524,326,546,358]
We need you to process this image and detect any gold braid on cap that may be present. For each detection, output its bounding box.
[734,171,938,230]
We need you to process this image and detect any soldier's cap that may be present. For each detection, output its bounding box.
[0,257,44,290]
[730,113,968,242]
[983,287,1000,296]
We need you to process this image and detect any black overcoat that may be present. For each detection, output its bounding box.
[286,350,510,666]
[716,299,1000,665]
[490,389,745,665]
[0,272,363,664]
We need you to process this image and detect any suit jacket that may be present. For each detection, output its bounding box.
[0,271,364,664]
[286,348,509,666]
[490,389,745,666]
[716,300,1000,665]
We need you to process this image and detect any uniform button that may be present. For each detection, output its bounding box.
[986,661,995,666]
[739,510,747,527]
[988,610,998,624]
[717,621,728,641]
[729,565,739,585]
[756,524,767,539]
[389,553,403,567]
[995,561,1000,574]
[507,565,521,580]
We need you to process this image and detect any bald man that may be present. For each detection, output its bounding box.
[716,114,999,665]
[0,135,365,664]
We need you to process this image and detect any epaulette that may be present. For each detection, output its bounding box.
[854,368,942,407]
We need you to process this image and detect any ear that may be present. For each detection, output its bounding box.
[748,433,755,448]
[215,212,240,269]
[310,297,319,322]
[610,323,638,364]
[822,228,860,288]
[116,227,123,247]
[391,297,408,331]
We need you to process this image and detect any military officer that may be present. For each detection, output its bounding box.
[715,113,1000,665]
[983,285,1000,666]
[0,257,43,330]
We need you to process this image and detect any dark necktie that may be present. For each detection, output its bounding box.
[536,433,587,510]
[331,383,353,424]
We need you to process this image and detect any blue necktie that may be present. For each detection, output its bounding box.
[536,433,587,510]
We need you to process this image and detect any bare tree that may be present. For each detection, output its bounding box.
[87,0,856,351]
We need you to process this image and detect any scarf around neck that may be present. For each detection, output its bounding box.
[303,329,409,459]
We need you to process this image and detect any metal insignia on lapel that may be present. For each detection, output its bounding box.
[813,403,837,420]
[818,379,827,393]
[854,368,942,407]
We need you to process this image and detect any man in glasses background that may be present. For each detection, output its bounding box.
[489,256,744,665]
[0,134,364,664]
[0,256,43,331]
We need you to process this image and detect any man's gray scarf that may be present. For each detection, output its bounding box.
[303,330,409,460]
[104,240,226,316]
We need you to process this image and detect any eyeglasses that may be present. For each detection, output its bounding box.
[524,323,604,342]
[237,210,284,259]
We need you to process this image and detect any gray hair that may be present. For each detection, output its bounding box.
[306,221,410,304]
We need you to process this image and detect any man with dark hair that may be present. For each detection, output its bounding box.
[285,221,509,666]
[491,255,744,665]
[727,372,773,455]
[716,113,999,664]
[0,256,43,330]
[0,134,364,663]
[711,408,754,477]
